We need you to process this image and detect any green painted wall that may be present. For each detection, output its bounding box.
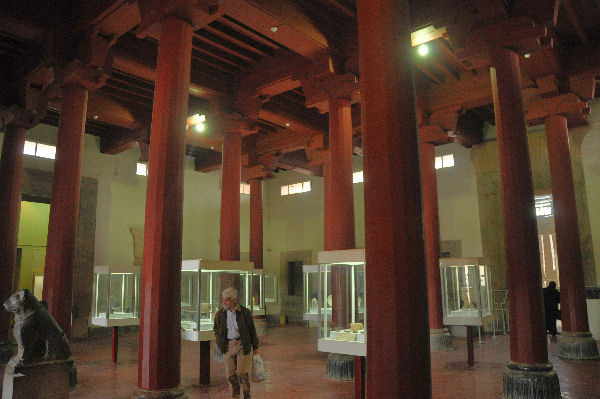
[16,201,50,294]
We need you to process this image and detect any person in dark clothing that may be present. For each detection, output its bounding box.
[543,281,561,336]
[214,287,259,399]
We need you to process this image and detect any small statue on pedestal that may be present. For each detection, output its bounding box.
[2,289,77,398]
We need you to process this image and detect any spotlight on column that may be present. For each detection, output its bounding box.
[418,44,429,57]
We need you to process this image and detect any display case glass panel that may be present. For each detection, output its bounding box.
[440,258,493,326]
[180,259,253,341]
[250,270,264,312]
[317,249,366,356]
[303,265,327,321]
[91,266,141,327]
[264,273,277,303]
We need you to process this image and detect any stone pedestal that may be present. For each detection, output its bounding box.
[557,332,600,360]
[2,359,74,399]
[254,318,268,337]
[430,328,454,352]
[326,353,354,381]
[502,362,560,399]
[0,342,13,365]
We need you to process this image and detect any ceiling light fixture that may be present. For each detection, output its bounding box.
[418,44,429,57]
[271,26,278,32]
[285,122,290,127]
[524,53,531,59]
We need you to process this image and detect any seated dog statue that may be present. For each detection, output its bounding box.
[3,289,71,367]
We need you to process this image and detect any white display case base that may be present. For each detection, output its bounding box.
[318,338,366,356]
[91,317,140,328]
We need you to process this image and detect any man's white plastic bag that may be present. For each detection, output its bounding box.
[252,354,266,381]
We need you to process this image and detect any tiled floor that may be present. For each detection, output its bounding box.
[1,325,599,398]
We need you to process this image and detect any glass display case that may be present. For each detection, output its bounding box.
[303,265,327,321]
[91,266,141,327]
[264,273,278,303]
[250,269,264,312]
[440,258,493,326]
[180,259,253,341]
[317,249,366,356]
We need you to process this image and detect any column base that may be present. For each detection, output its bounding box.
[326,353,354,381]
[502,362,561,399]
[0,342,13,365]
[557,332,600,360]
[430,328,454,352]
[132,386,186,399]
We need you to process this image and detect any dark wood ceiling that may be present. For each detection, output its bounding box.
[1,0,600,175]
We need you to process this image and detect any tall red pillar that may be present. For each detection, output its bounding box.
[357,0,431,397]
[220,131,242,262]
[545,114,599,360]
[42,84,88,338]
[135,16,191,399]
[249,178,263,269]
[326,96,355,251]
[420,142,453,351]
[490,48,560,395]
[0,124,27,346]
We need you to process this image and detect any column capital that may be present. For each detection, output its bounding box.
[300,72,360,113]
[136,0,222,38]
[526,93,589,127]
[454,16,548,69]
[211,99,260,136]
[419,125,452,146]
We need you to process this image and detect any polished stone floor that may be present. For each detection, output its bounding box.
[1,325,599,398]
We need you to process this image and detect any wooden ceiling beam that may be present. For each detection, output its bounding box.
[100,126,149,155]
[193,32,259,64]
[220,0,328,58]
[322,0,356,20]
[202,24,269,57]
[561,0,587,44]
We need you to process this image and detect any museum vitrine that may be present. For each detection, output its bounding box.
[91,266,141,327]
[180,259,253,341]
[303,265,327,321]
[440,258,493,326]
[317,249,366,356]
[250,269,264,312]
[264,273,278,303]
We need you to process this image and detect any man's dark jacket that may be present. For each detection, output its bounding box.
[213,304,259,356]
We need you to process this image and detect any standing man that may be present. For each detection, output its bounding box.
[214,287,259,399]
[543,281,561,337]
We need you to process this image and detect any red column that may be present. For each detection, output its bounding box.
[0,124,27,342]
[490,48,547,365]
[220,131,241,261]
[136,16,191,397]
[326,95,354,334]
[420,143,444,330]
[326,96,355,251]
[323,161,331,251]
[249,178,263,269]
[545,115,589,333]
[357,0,431,397]
[42,84,88,338]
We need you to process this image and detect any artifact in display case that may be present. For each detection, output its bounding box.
[440,258,493,326]
[264,273,278,303]
[250,269,265,312]
[180,259,253,341]
[91,266,141,327]
[317,249,366,356]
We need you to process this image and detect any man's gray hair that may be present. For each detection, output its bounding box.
[222,287,238,300]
